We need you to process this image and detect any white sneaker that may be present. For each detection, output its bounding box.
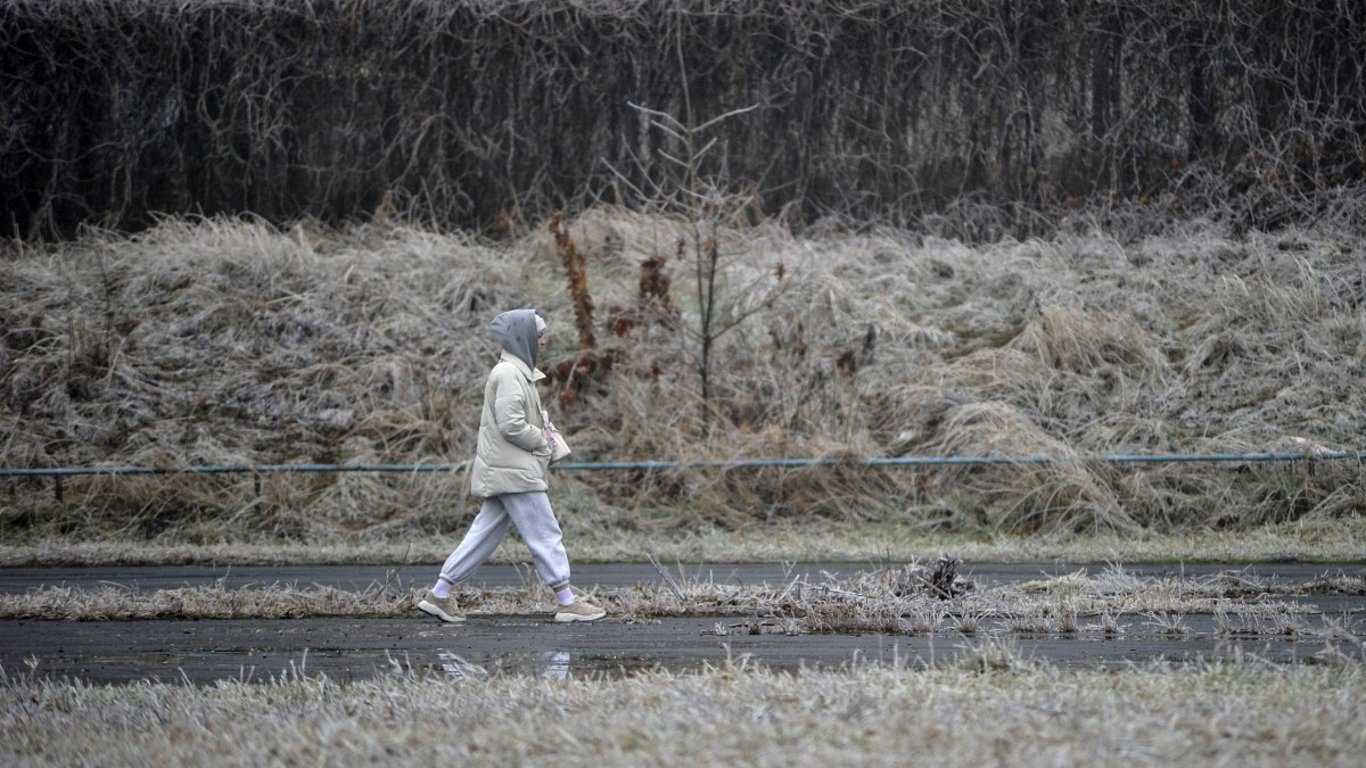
[417,590,466,623]
[553,597,606,623]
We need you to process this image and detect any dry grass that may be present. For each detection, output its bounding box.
[3,210,1365,546]
[2,658,1363,767]
[3,560,1360,642]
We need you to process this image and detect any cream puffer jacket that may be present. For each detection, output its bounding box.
[468,350,552,497]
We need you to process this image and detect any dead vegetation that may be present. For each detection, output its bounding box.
[0,658,1361,768]
[2,210,1366,551]
[3,561,1361,642]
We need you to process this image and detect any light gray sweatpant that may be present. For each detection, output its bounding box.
[438,491,571,590]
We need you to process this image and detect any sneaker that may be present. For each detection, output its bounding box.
[553,596,606,623]
[417,590,466,623]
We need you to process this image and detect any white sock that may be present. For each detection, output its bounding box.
[555,586,574,606]
[432,579,452,599]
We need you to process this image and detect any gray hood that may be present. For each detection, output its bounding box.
[488,309,541,369]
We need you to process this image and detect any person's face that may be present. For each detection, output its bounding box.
[537,329,547,348]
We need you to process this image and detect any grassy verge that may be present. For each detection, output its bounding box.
[3,557,1360,634]
[2,660,1363,767]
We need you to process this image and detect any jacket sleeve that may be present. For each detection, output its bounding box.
[490,372,550,454]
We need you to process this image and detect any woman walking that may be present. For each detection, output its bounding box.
[418,309,605,623]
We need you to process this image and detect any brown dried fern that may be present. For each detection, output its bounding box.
[548,210,596,351]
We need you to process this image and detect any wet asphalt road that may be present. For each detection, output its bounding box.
[2,562,1362,684]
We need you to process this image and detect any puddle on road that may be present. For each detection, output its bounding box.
[3,610,1362,686]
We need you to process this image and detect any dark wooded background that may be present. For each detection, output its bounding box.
[3,0,1362,240]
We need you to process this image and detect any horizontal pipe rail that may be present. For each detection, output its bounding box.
[5,452,1360,503]
[3,451,1363,478]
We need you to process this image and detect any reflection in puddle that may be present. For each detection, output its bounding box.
[437,651,488,682]
[438,649,572,681]
[539,650,570,680]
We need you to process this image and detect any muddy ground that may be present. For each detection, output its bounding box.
[2,562,1362,684]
